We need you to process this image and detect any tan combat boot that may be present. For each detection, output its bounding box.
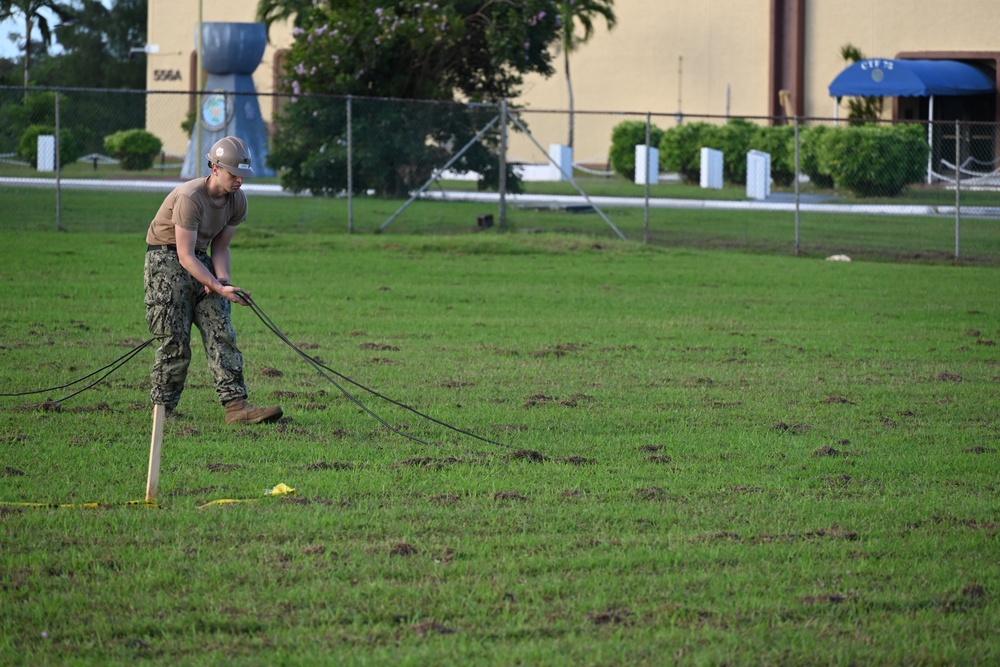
[224,398,283,425]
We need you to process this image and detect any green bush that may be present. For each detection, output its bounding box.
[660,120,794,187]
[799,125,835,188]
[609,120,665,181]
[712,119,758,184]
[751,125,795,187]
[821,123,929,197]
[17,125,83,168]
[104,129,163,171]
[658,122,719,184]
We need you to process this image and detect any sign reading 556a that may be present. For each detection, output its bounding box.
[153,69,182,82]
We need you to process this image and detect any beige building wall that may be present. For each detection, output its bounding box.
[512,1,772,163]
[803,0,1000,119]
[143,1,999,164]
[516,0,1000,163]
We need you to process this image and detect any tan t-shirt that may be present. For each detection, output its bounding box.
[146,177,248,252]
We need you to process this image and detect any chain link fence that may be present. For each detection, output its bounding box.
[2,86,998,263]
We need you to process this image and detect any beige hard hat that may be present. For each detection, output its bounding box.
[206,136,255,178]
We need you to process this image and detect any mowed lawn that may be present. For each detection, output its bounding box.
[0,222,998,665]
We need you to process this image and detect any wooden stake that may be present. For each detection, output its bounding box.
[146,404,166,502]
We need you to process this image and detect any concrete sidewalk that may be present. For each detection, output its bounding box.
[4,176,997,218]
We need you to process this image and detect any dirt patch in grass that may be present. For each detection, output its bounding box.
[13,399,63,413]
[494,491,527,501]
[523,393,553,407]
[439,380,475,388]
[59,402,112,413]
[937,584,991,613]
[360,342,400,351]
[395,457,462,468]
[814,445,849,457]
[389,541,419,556]
[306,461,354,470]
[532,342,586,357]
[639,444,664,452]
[909,516,1000,531]
[206,463,243,473]
[822,396,855,404]
[412,621,454,636]
[801,592,856,605]
[259,367,283,377]
[509,449,548,462]
[588,608,635,626]
[755,525,859,544]
[935,372,963,382]
[772,422,812,434]
[429,493,461,504]
[636,486,668,500]
[556,456,595,465]
[2,466,26,476]
[559,393,594,407]
[963,446,997,454]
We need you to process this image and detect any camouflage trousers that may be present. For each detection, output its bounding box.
[144,247,247,408]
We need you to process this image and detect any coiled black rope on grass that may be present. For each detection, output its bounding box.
[238,292,512,449]
[0,337,155,403]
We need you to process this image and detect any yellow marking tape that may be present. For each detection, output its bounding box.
[198,483,296,509]
[0,484,295,511]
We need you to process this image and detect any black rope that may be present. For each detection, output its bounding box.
[0,337,155,403]
[1,296,513,450]
[239,292,512,449]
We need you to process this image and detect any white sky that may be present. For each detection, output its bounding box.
[1,1,115,60]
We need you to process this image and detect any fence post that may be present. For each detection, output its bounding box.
[793,116,800,257]
[347,95,353,234]
[498,99,508,231]
[643,112,651,244]
[55,90,63,232]
[926,100,934,184]
[954,119,961,260]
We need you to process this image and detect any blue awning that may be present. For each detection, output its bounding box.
[829,59,995,97]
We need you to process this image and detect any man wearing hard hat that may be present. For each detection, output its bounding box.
[144,136,283,425]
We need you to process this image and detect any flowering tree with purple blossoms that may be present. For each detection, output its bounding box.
[257,0,562,196]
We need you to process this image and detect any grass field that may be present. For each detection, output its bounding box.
[2,182,1000,265]
[0,200,998,664]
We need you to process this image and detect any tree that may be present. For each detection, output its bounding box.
[0,1,148,156]
[42,0,147,89]
[0,0,72,90]
[261,0,560,101]
[557,0,615,149]
[257,0,564,196]
[257,0,318,32]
